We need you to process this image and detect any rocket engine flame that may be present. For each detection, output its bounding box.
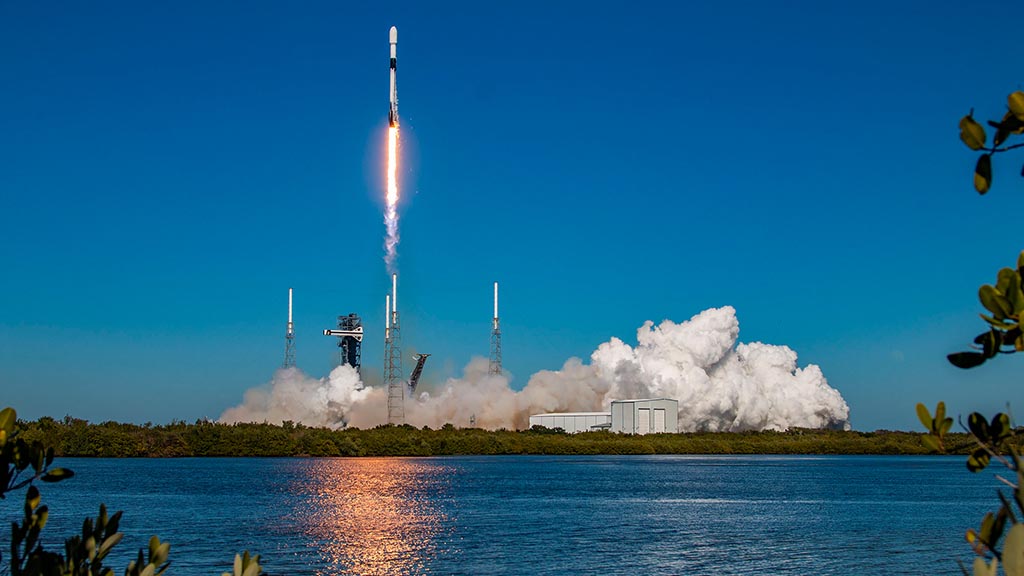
[384,126,400,273]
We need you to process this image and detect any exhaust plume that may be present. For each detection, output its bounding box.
[384,126,400,273]
[219,365,384,429]
[221,307,850,431]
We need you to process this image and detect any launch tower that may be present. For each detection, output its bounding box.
[323,314,364,374]
[384,273,405,424]
[283,288,296,368]
[489,282,502,375]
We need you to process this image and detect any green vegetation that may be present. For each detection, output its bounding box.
[950,91,1024,369]
[916,88,1024,575]
[10,416,965,457]
[1,406,262,576]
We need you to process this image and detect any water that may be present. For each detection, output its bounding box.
[1,456,999,574]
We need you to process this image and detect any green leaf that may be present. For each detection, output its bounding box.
[974,556,998,576]
[0,407,15,434]
[1004,523,1024,576]
[916,403,932,430]
[982,329,1002,358]
[969,412,991,440]
[242,560,261,576]
[980,512,995,543]
[940,417,954,436]
[975,153,993,194]
[152,541,170,566]
[948,352,987,369]
[968,448,991,472]
[980,284,1012,319]
[935,401,946,425]
[26,485,40,510]
[993,506,1009,545]
[1010,91,1024,122]
[980,313,1016,330]
[961,115,988,150]
[991,413,1011,442]
[922,434,941,451]
[97,532,123,558]
[41,468,75,482]
[1018,250,1024,275]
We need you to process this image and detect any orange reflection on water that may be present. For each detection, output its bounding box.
[299,458,453,576]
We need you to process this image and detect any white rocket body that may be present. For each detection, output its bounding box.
[389,26,398,127]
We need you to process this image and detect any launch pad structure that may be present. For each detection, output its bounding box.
[283,288,296,368]
[324,314,364,374]
[384,273,405,424]
[489,282,502,375]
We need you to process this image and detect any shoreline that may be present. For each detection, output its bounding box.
[17,417,961,458]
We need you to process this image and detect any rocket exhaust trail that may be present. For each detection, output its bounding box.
[384,26,400,273]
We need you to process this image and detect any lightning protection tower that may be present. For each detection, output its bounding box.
[489,281,502,375]
[283,288,296,368]
[323,314,364,374]
[384,273,405,425]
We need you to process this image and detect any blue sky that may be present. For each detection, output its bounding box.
[2,1,1022,430]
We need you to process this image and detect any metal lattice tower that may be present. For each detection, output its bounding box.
[323,314,363,374]
[489,281,502,375]
[384,274,405,425]
[283,288,296,368]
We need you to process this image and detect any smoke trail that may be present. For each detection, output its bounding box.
[222,306,850,431]
[383,126,400,273]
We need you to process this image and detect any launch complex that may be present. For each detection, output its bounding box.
[284,27,504,426]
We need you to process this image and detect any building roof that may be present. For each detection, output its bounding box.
[529,412,612,418]
[610,398,678,404]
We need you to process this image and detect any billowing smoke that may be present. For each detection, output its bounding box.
[219,365,385,429]
[221,306,850,431]
[588,306,849,431]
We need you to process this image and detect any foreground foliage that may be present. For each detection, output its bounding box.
[916,87,1024,575]
[1,406,261,576]
[14,416,962,457]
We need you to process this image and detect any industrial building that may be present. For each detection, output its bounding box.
[529,412,612,433]
[530,398,679,435]
[610,398,678,434]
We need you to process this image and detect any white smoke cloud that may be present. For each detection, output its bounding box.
[589,307,850,431]
[220,306,850,431]
[219,365,384,429]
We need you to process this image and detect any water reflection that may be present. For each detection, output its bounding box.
[296,458,455,575]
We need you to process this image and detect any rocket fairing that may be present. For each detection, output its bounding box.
[388,26,399,127]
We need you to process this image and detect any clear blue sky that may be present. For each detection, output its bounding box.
[2,1,1022,430]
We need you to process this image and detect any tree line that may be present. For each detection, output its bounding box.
[15,416,965,458]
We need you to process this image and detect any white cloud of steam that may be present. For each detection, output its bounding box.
[219,365,384,429]
[589,307,850,431]
[221,306,850,431]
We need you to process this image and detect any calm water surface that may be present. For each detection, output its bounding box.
[1,456,996,574]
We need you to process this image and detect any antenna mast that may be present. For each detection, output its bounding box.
[283,288,296,368]
[489,281,502,375]
[384,273,405,424]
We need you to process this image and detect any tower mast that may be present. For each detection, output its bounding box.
[384,273,405,424]
[283,287,296,368]
[489,281,502,375]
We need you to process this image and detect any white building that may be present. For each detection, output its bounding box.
[528,412,611,434]
[610,398,678,434]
